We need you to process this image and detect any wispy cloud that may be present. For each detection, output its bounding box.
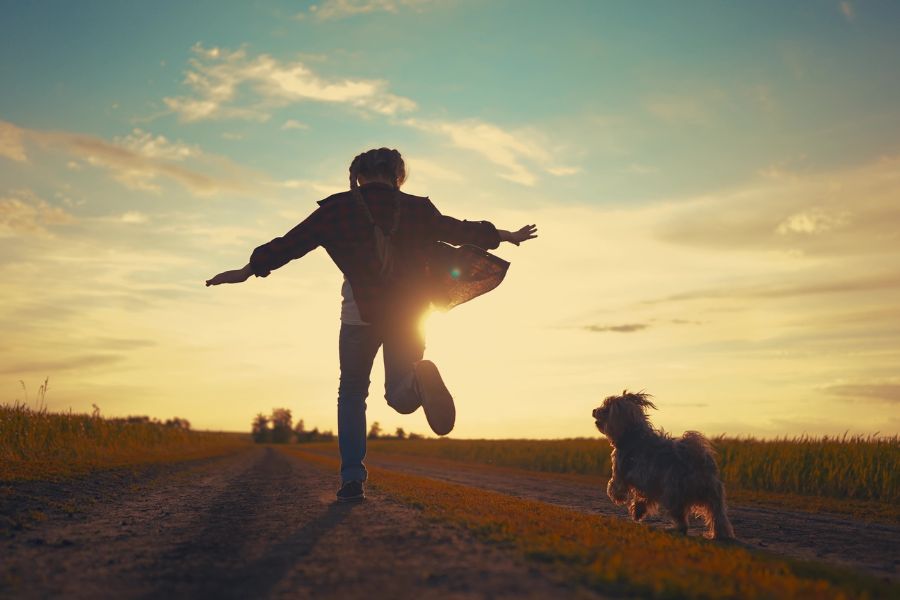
[0,189,76,237]
[2,119,256,196]
[649,271,900,304]
[281,119,309,131]
[0,120,27,162]
[657,156,900,256]
[161,46,577,186]
[839,1,855,21]
[301,0,438,21]
[164,44,417,122]
[547,166,581,176]
[584,323,649,333]
[118,210,150,224]
[405,156,463,184]
[92,337,157,351]
[0,353,124,375]
[405,118,577,186]
[115,128,198,161]
[776,207,850,235]
[824,382,900,403]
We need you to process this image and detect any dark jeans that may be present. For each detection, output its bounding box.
[337,320,424,483]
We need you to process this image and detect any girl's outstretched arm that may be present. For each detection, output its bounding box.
[498,224,538,246]
[425,200,537,249]
[206,263,252,287]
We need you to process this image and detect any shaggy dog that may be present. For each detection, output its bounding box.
[592,391,735,540]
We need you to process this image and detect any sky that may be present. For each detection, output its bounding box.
[2,0,899,438]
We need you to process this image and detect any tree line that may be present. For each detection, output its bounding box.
[108,414,191,430]
[251,408,423,444]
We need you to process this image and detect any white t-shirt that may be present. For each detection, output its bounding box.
[340,277,370,326]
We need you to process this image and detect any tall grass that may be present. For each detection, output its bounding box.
[0,402,247,481]
[717,434,897,502]
[367,435,900,504]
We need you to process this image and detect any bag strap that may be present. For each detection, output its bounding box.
[351,187,402,236]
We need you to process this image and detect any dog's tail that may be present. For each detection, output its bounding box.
[681,432,736,540]
[706,479,736,540]
[679,430,718,473]
[695,479,734,540]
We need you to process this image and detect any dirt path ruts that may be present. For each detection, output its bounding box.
[1,447,603,600]
[353,450,899,581]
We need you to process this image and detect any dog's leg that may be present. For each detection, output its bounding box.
[629,497,648,521]
[607,452,630,505]
[707,482,735,540]
[668,504,689,535]
[607,477,629,505]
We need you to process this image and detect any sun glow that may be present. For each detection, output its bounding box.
[418,307,435,339]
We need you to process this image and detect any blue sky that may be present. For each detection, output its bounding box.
[2,0,899,437]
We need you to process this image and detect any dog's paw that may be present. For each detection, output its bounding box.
[629,500,648,522]
[606,479,629,504]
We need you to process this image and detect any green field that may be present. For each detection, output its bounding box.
[0,403,247,481]
[366,435,900,504]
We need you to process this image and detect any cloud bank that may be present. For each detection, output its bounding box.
[164,44,417,123]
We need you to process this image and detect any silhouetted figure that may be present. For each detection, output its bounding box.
[207,148,537,501]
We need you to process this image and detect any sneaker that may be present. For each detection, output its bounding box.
[336,480,365,502]
[414,360,455,436]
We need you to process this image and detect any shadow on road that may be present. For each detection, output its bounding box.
[230,500,361,597]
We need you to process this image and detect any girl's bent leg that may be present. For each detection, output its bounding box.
[383,321,426,414]
[337,323,381,484]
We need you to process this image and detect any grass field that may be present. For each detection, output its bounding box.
[0,403,248,481]
[291,448,897,600]
[366,435,900,504]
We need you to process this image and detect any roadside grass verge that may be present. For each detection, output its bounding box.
[1,404,248,481]
[300,442,900,524]
[364,436,899,504]
[289,449,895,600]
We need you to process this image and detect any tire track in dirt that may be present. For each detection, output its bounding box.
[346,449,899,582]
[1,447,605,599]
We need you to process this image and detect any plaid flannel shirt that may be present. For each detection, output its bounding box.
[249,182,501,323]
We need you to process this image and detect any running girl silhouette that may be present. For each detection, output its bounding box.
[206,148,537,501]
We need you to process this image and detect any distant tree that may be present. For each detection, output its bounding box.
[408,432,423,440]
[294,419,311,443]
[294,420,337,443]
[252,413,270,443]
[394,427,406,440]
[164,417,191,430]
[123,416,151,424]
[367,421,382,439]
[270,408,293,444]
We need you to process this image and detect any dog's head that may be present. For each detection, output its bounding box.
[593,390,656,442]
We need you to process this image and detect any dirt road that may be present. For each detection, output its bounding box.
[349,450,899,581]
[343,450,898,582]
[3,446,897,598]
[1,447,600,599]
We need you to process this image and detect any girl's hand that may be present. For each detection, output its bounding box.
[206,264,252,286]
[500,224,538,246]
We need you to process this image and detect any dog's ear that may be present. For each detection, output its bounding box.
[623,390,657,412]
[604,400,621,439]
[606,397,631,440]
[606,394,652,440]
